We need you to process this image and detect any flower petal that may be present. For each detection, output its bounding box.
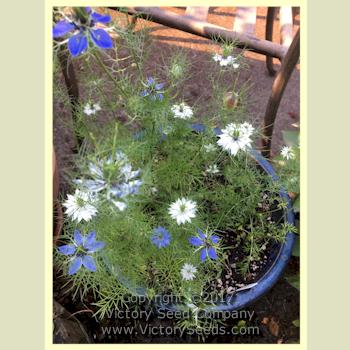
[155,83,164,90]
[200,248,207,262]
[86,240,105,253]
[82,255,97,272]
[111,200,127,211]
[157,93,164,101]
[147,77,154,85]
[68,257,83,275]
[74,229,83,246]
[197,228,206,239]
[90,29,113,49]
[68,33,88,57]
[75,179,106,192]
[211,235,220,244]
[83,231,96,249]
[189,236,203,247]
[191,123,206,133]
[57,244,76,256]
[52,20,75,38]
[91,12,111,23]
[207,247,218,260]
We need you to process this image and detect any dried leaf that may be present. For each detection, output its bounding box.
[268,317,280,337]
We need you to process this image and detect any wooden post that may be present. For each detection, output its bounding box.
[279,6,294,48]
[261,28,300,158]
[114,6,287,59]
[185,6,209,21]
[53,147,63,243]
[265,7,278,76]
[233,7,257,35]
[57,45,82,150]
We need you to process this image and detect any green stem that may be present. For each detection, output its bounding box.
[93,51,127,98]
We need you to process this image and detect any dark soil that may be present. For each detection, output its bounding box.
[214,230,273,293]
[53,7,300,344]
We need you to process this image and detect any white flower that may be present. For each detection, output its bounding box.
[212,53,222,62]
[220,56,239,69]
[281,146,295,160]
[63,189,97,223]
[171,102,193,120]
[206,164,220,175]
[181,263,197,281]
[110,200,127,211]
[168,198,197,225]
[83,102,101,116]
[213,54,240,69]
[217,122,254,156]
[240,122,254,137]
[204,143,217,153]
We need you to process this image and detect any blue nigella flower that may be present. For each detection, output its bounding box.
[189,228,220,262]
[75,151,143,212]
[151,226,171,248]
[58,229,105,275]
[140,77,165,101]
[53,7,113,57]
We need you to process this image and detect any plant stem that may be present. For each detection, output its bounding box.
[93,51,128,98]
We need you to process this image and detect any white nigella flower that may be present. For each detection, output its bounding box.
[213,54,240,69]
[281,146,295,160]
[83,102,101,116]
[181,263,197,281]
[212,53,222,62]
[63,189,97,223]
[217,122,254,156]
[75,151,142,211]
[171,102,193,120]
[206,164,220,175]
[204,143,217,153]
[168,198,197,225]
[240,122,255,137]
[220,56,239,68]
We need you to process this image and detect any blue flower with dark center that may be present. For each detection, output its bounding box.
[140,77,165,101]
[53,7,113,57]
[58,229,105,275]
[151,226,171,248]
[189,228,220,262]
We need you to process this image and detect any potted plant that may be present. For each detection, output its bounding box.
[53,6,298,333]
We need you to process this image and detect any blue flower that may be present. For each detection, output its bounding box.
[151,226,171,248]
[140,77,165,101]
[75,151,143,212]
[53,7,113,57]
[189,228,220,262]
[58,230,105,275]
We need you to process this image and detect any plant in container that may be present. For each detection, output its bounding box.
[53,6,298,336]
